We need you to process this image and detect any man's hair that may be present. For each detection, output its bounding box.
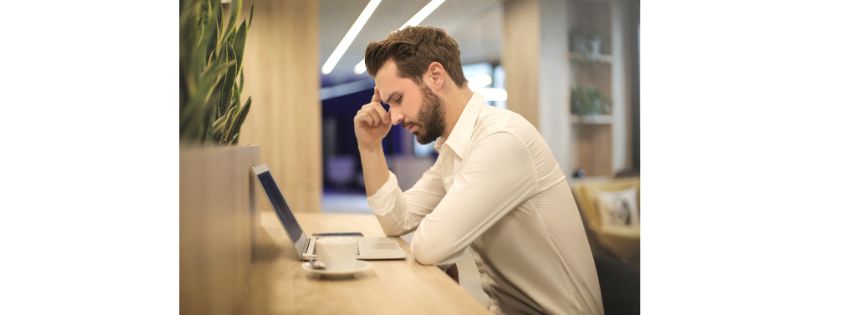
[364,26,467,88]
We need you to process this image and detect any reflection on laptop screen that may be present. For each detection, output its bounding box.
[255,169,304,243]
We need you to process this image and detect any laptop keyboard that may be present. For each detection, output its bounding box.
[307,238,361,255]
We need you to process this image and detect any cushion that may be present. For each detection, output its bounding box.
[596,188,639,230]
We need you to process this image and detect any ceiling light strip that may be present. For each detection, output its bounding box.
[322,0,382,75]
[354,0,446,74]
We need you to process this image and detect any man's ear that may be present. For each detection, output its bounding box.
[423,62,446,91]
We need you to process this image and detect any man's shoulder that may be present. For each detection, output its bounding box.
[475,106,538,139]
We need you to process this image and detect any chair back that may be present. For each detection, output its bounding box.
[595,255,640,315]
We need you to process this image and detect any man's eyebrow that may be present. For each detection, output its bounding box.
[382,92,401,104]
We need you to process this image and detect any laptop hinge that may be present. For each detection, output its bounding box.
[304,238,315,256]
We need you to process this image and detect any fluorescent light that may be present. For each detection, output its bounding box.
[400,0,445,28]
[354,0,446,75]
[354,59,367,75]
[322,0,382,75]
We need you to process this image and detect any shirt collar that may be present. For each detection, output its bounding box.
[434,92,484,159]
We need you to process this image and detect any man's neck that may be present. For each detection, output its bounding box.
[441,86,474,139]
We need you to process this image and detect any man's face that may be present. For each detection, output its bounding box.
[375,60,445,144]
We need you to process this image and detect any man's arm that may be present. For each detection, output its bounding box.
[353,88,393,197]
[359,143,390,197]
[354,88,445,236]
[410,131,538,265]
[368,166,445,236]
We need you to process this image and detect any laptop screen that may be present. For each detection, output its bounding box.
[254,166,305,244]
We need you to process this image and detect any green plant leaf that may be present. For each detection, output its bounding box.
[211,102,238,142]
[181,0,252,145]
[229,132,240,145]
[228,0,243,35]
[217,45,237,118]
[202,2,218,62]
[201,59,235,104]
[247,4,254,29]
[233,21,247,71]
[214,0,222,55]
[222,101,238,141]
[229,97,252,144]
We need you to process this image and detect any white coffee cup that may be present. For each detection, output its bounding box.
[315,237,358,270]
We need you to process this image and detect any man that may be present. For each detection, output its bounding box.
[353,26,603,315]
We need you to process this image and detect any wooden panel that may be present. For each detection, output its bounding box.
[239,0,321,213]
[572,124,612,176]
[241,210,492,315]
[504,0,571,170]
[180,145,260,315]
[502,0,540,127]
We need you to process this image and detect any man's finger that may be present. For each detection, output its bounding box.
[372,87,382,104]
[370,101,390,124]
[354,111,367,125]
[366,107,384,126]
[356,110,374,126]
[361,111,375,126]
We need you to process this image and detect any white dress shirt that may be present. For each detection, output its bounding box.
[367,93,603,315]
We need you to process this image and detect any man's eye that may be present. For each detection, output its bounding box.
[394,97,402,103]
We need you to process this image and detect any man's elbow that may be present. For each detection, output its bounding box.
[411,239,449,265]
[412,248,441,266]
[374,213,409,237]
[380,225,405,237]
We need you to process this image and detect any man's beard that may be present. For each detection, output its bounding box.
[409,85,445,145]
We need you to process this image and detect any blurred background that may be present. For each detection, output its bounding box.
[235,0,640,304]
[314,0,640,213]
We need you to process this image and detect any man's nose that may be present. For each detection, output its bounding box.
[390,110,404,125]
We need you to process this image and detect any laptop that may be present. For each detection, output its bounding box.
[252,163,406,260]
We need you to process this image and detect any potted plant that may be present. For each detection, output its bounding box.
[571,85,612,116]
[179,0,259,314]
[180,0,253,143]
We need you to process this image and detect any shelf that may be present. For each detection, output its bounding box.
[568,52,613,64]
[571,114,612,124]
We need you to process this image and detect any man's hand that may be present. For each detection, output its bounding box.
[354,88,393,150]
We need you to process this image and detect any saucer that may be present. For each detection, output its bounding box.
[302,260,372,277]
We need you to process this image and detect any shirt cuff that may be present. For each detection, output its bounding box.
[366,171,399,215]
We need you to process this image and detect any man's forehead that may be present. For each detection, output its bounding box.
[375,62,409,101]
[374,61,400,87]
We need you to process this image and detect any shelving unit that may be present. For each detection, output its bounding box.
[568,52,613,64]
[570,114,613,124]
[566,0,637,177]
